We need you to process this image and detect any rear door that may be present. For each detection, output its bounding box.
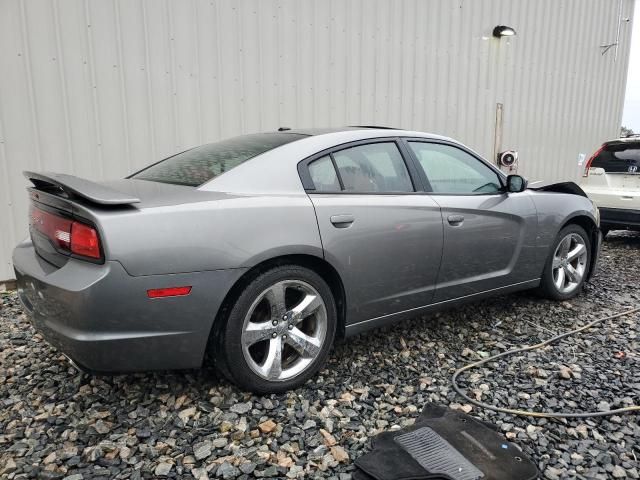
[300,139,444,324]
[404,140,538,302]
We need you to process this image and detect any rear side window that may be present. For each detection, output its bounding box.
[331,142,413,192]
[592,145,640,173]
[131,133,302,186]
[309,156,341,192]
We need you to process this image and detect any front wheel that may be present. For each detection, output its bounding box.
[537,224,591,300]
[215,265,337,393]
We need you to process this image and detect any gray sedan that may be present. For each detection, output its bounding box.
[13,127,601,393]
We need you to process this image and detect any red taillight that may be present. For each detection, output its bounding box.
[147,286,192,298]
[30,206,73,250]
[70,221,101,259]
[30,205,102,260]
[583,145,605,177]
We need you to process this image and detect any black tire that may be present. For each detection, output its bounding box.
[214,265,337,393]
[537,224,591,300]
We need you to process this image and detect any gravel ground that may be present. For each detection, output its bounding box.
[1,232,639,480]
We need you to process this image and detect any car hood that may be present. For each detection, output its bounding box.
[528,181,588,197]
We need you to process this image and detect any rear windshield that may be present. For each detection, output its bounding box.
[592,144,640,173]
[130,133,303,186]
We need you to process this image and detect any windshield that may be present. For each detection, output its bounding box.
[130,133,303,186]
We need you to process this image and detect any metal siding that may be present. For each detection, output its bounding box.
[0,0,634,281]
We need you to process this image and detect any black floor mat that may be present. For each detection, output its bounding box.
[353,404,539,480]
[394,426,484,480]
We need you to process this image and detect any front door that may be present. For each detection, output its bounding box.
[304,140,444,324]
[405,140,538,302]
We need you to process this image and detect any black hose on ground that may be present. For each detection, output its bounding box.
[451,307,640,418]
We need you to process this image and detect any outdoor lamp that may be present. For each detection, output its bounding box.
[493,25,516,38]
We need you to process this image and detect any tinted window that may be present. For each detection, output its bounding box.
[309,156,340,192]
[131,133,302,186]
[332,143,413,192]
[409,142,502,194]
[592,145,640,173]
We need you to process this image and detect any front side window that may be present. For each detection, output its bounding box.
[330,142,413,193]
[408,142,502,194]
[131,133,302,186]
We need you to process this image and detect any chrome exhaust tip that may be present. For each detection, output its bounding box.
[62,354,91,374]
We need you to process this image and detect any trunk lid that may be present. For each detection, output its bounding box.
[25,171,232,269]
[24,171,142,267]
[99,178,228,208]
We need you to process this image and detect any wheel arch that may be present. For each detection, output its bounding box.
[205,253,347,364]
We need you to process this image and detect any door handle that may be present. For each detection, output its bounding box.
[330,214,355,228]
[447,214,464,226]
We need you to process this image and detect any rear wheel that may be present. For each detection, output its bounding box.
[215,265,336,393]
[537,224,591,300]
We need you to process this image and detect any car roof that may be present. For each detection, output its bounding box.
[277,126,454,142]
[281,126,404,135]
[605,135,640,147]
[278,127,357,135]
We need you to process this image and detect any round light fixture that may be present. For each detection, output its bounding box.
[493,25,516,38]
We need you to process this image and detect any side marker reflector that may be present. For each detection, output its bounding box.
[147,286,192,298]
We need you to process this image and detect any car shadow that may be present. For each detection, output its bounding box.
[604,230,640,249]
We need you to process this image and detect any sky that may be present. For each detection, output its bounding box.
[622,0,640,132]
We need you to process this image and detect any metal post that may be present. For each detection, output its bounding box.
[493,103,503,166]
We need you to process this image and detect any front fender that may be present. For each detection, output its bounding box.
[528,191,600,276]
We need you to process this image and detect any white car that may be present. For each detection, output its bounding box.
[581,135,640,237]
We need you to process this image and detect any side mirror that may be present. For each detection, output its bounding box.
[506,174,527,193]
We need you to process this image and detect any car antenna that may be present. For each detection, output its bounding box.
[278,127,291,131]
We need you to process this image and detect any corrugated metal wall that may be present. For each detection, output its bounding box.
[0,0,634,281]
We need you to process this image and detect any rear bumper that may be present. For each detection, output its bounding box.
[12,240,245,372]
[599,207,640,230]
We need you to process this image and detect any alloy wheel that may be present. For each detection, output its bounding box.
[241,280,327,381]
[551,233,588,294]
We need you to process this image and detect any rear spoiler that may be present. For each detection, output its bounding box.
[24,171,140,205]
